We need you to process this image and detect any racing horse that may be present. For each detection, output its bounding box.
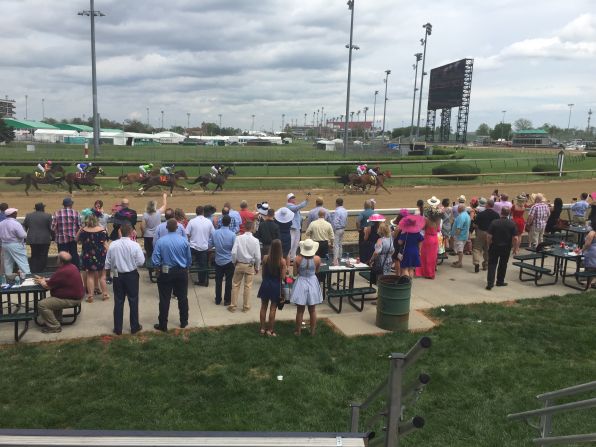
[64,166,106,194]
[138,170,191,196]
[190,167,236,194]
[339,171,392,194]
[6,164,66,196]
[117,169,160,189]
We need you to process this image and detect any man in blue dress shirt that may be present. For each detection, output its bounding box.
[152,219,192,331]
[331,197,348,263]
[286,192,310,262]
[210,214,236,305]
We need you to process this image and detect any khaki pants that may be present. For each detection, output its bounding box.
[529,227,544,247]
[38,297,82,329]
[231,263,255,310]
[472,229,489,268]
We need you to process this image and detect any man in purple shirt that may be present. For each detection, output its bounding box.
[0,208,31,275]
[493,193,512,216]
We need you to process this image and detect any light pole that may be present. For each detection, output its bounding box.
[372,90,378,139]
[25,95,28,120]
[41,98,45,120]
[415,22,432,141]
[343,0,359,156]
[500,110,507,139]
[363,106,369,141]
[304,113,307,126]
[567,103,574,131]
[160,110,164,130]
[409,53,423,141]
[251,114,255,131]
[281,113,285,131]
[186,112,190,132]
[146,107,150,126]
[381,69,391,142]
[218,114,222,129]
[588,108,593,134]
[78,0,105,157]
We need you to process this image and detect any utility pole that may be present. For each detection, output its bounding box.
[372,90,378,139]
[218,114,222,129]
[500,110,507,139]
[146,107,150,126]
[415,23,432,141]
[409,53,423,141]
[588,108,593,134]
[251,114,255,131]
[161,110,164,130]
[281,113,285,131]
[41,98,45,120]
[186,112,190,132]
[304,113,307,126]
[363,106,369,141]
[343,0,358,156]
[78,0,105,157]
[567,103,574,131]
[381,70,391,142]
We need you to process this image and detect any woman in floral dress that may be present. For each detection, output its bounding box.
[77,214,109,302]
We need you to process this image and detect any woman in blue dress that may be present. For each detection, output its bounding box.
[291,239,323,336]
[398,215,426,278]
[257,239,287,336]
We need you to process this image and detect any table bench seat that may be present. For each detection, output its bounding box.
[513,253,544,261]
[0,312,35,342]
[512,261,556,286]
[147,261,215,284]
[327,287,376,313]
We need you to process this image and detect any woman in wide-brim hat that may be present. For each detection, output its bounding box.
[273,207,295,265]
[397,215,425,278]
[291,239,323,336]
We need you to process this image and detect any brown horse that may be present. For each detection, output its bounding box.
[118,169,159,189]
[6,165,65,196]
[341,171,392,194]
[190,167,236,194]
[139,170,191,196]
[64,166,106,193]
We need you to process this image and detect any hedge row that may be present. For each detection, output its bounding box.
[431,163,480,181]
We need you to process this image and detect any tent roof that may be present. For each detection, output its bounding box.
[55,123,94,132]
[513,129,548,135]
[101,128,124,133]
[3,118,58,130]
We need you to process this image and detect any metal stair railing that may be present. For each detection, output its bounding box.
[508,380,596,445]
[349,336,431,447]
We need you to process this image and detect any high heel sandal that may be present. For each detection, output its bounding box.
[102,294,110,301]
[86,296,94,303]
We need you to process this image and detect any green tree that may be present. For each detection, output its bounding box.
[0,119,15,143]
[513,118,533,131]
[490,123,512,140]
[123,119,153,133]
[475,123,491,136]
[169,125,186,135]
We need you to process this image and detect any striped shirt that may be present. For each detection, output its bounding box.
[52,208,80,244]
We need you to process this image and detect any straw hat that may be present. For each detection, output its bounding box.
[299,239,319,257]
[368,213,386,223]
[398,215,426,233]
[427,196,440,207]
[457,195,466,203]
[274,207,294,224]
[478,197,487,206]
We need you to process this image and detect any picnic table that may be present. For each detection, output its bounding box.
[318,261,376,313]
[513,246,596,290]
[562,224,591,246]
[0,279,47,342]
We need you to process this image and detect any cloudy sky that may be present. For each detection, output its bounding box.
[1,0,595,132]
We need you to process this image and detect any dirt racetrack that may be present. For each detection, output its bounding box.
[1,179,594,213]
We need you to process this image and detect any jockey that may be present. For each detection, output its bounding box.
[210,164,223,178]
[368,166,380,184]
[159,164,175,176]
[36,160,52,177]
[356,163,368,176]
[76,162,92,174]
[139,163,154,175]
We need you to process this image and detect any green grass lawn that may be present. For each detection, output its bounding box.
[2,292,596,445]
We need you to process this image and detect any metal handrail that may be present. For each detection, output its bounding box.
[508,397,596,420]
[537,381,596,401]
[530,433,596,445]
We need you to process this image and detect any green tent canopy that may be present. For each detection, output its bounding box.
[55,123,94,132]
[2,118,58,130]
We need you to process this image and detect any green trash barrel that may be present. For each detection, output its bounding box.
[376,275,412,331]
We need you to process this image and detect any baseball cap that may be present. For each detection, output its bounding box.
[287,193,295,200]
[63,197,74,206]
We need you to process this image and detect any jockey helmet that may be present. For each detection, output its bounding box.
[47,160,52,165]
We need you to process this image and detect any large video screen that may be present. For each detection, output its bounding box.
[427,59,467,110]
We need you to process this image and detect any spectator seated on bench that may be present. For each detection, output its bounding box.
[581,228,596,289]
[34,251,84,334]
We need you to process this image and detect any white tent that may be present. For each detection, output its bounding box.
[34,129,77,143]
[316,140,336,151]
[153,131,186,144]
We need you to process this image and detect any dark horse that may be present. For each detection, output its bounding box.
[6,165,66,196]
[118,169,160,189]
[139,170,191,196]
[338,170,392,194]
[190,167,236,194]
[64,166,106,194]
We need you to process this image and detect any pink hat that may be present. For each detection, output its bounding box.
[398,214,426,233]
[368,213,386,222]
[591,192,596,200]
[399,208,410,216]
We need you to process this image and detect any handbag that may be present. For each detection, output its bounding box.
[373,238,393,274]
[397,236,407,261]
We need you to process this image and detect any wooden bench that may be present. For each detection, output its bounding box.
[327,286,376,313]
[512,261,556,286]
[0,312,35,342]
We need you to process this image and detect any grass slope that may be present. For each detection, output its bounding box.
[1,292,596,445]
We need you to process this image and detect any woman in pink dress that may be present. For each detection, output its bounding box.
[416,197,442,279]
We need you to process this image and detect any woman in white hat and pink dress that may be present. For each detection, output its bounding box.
[416,197,441,279]
[290,239,323,336]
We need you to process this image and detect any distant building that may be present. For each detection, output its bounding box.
[511,129,560,148]
[0,96,16,118]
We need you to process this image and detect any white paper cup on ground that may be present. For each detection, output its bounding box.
[277,375,284,381]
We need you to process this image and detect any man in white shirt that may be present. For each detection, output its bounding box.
[186,205,214,286]
[105,223,146,335]
[229,221,261,312]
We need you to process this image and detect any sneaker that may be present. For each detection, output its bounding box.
[153,324,167,332]
[131,325,143,334]
[474,264,480,273]
[485,285,493,290]
[496,282,508,287]
[41,326,62,333]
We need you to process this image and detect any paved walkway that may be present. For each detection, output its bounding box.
[0,252,582,344]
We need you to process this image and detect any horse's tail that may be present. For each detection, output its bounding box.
[189,176,202,185]
[337,174,349,185]
[118,174,127,183]
[6,177,24,185]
